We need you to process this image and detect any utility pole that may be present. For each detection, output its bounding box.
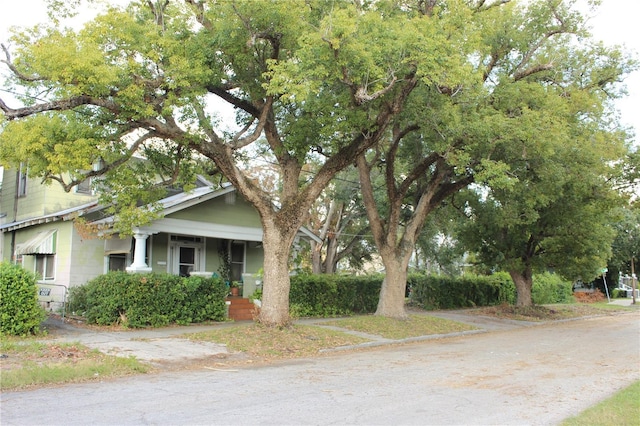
[631,256,637,305]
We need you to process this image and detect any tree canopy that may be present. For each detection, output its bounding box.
[1,0,635,321]
[354,0,636,314]
[1,0,487,325]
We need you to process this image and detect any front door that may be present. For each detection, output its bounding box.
[169,235,203,276]
[230,240,245,282]
[178,246,196,277]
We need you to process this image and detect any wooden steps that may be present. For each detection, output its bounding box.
[226,297,258,321]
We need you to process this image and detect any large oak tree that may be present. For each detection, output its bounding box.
[1,0,475,325]
[356,0,635,316]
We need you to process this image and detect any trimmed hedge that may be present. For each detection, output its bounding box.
[409,272,515,310]
[67,269,574,326]
[289,274,382,317]
[68,272,227,328]
[409,272,574,310]
[288,271,570,316]
[0,262,46,336]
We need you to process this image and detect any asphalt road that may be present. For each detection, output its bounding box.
[2,311,639,426]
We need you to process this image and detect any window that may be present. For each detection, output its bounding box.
[76,177,93,195]
[35,255,55,280]
[108,254,127,271]
[170,235,203,243]
[17,163,27,197]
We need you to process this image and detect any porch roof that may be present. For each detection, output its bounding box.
[0,201,99,233]
[92,185,321,243]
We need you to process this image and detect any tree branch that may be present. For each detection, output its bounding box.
[50,131,155,192]
[231,96,274,149]
[1,43,44,82]
[357,153,387,250]
[514,63,554,81]
[354,76,398,105]
[474,0,510,12]
[184,0,213,30]
[0,95,119,120]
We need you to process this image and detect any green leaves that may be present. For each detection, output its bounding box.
[70,272,228,327]
[0,263,46,336]
[0,113,100,179]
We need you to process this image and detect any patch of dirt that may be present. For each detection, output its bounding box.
[471,303,626,321]
[0,343,93,372]
[42,313,123,335]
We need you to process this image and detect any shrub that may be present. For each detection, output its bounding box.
[532,272,573,304]
[409,272,515,310]
[0,262,46,336]
[289,274,382,317]
[68,272,227,327]
[612,288,627,298]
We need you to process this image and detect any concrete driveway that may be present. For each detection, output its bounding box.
[2,304,639,425]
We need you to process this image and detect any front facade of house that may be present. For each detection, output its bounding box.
[0,168,314,310]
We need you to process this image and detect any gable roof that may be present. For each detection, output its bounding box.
[92,185,321,243]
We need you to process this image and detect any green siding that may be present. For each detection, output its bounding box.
[245,244,264,274]
[205,237,223,275]
[0,168,97,222]
[150,233,168,273]
[0,170,17,222]
[68,226,106,287]
[166,194,262,227]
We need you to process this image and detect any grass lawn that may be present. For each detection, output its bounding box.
[186,314,477,359]
[0,337,151,391]
[322,314,478,339]
[561,380,640,426]
[186,324,370,360]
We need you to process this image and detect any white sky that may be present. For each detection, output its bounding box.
[0,0,639,146]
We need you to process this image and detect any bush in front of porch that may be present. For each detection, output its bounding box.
[68,272,227,327]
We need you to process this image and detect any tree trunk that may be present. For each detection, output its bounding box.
[509,268,533,307]
[324,236,338,274]
[257,225,297,327]
[311,240,323,274]
[311,200,340,274]
[375,253,411,319]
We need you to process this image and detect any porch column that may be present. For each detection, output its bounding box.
[126,231,152,273]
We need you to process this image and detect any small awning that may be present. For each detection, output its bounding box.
[104,236,132,255]
[15,229,57,255]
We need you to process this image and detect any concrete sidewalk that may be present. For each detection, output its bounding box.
[608,297,637,306]
[41,317,240,365]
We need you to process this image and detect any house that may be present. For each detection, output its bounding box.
[0,167,318,317]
